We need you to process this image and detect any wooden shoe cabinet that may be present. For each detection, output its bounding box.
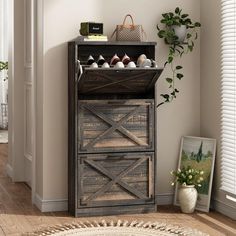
[68,41,163,216]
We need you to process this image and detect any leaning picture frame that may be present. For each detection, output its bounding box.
[174,136,216,212]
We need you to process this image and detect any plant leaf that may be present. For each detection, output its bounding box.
[175,49,181,55]
[176,65,183,70]
[177,73,184,79]
[182,14,189,18]
[175,7,180,14]
[187,33,191,39]
[166,78,173,83]
[177,44,184,50]
[158,30,166,38]
[162,13,168,18]
[161,19,166,24]
[168,56,173,63]
[195,22,201,27]
[188,45,193,51]
[169,47,175,54]
[161,94,170,101]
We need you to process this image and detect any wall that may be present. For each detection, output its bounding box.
[101,0,200,197]
[37,0,200,209]
[39,0,104,204]
[200,0,236,219]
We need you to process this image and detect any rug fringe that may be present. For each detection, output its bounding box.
[22,219,209,236]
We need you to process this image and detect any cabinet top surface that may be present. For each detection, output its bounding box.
[69,41,157,46]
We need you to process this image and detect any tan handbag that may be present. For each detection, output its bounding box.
[111,14,147,42]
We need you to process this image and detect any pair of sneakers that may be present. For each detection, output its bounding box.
[110,54,131,66]
[87,54,131,68]
[87,55,106,66]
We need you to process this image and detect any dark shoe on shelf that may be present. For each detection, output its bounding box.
[87,55,95,65]
[97,55,106,66]
[122,54,131,65]
[110,54,120,66]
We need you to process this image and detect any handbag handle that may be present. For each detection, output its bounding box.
[110,14,135,38]
[122,14,135,29]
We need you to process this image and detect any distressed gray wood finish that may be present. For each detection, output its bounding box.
[78,100,154,153]
[78,68,163,95]
[76,204,157,217]
[68,41,163,217]
[78,153,154,208]
[68,42,78,215]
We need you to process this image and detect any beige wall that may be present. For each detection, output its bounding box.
[200,0,236,215]
[42,0,104,199]
[38,0,200,201]
[102,0,201,195]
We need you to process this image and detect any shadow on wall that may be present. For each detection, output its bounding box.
[44,43,69,197]
[41,0,105,199]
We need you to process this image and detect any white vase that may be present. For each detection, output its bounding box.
[171,25,187,43]
[178,185,197,213]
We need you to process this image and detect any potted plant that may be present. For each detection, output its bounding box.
[0,61,8,81]
[171,166,204,213]
[157,7,201,107]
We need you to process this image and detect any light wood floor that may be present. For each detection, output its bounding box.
[0,144,235,236]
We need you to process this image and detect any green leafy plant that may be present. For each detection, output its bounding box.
[157,7,201,107]
[171,166,204,187]
[0,61,8,81]
[0,61,8,71]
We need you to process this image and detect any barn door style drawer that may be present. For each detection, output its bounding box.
[78,153,155,207]
[78,100,154,153]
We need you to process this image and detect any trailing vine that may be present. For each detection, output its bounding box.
[157,7,201,108]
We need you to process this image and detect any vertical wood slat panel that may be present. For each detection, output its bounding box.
[68,42,78,215]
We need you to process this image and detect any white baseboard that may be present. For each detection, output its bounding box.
[34,194,68,212]
[156,193,174,205]
[213,198,236,220]
[6,164,13,179]
[34,193,174,213]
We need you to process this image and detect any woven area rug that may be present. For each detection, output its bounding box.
[0,130,8,143]
[23,220,209,236]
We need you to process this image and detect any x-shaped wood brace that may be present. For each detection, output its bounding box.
[83,156,148,203]
[83,104,147,150]
[84,72,148,94]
